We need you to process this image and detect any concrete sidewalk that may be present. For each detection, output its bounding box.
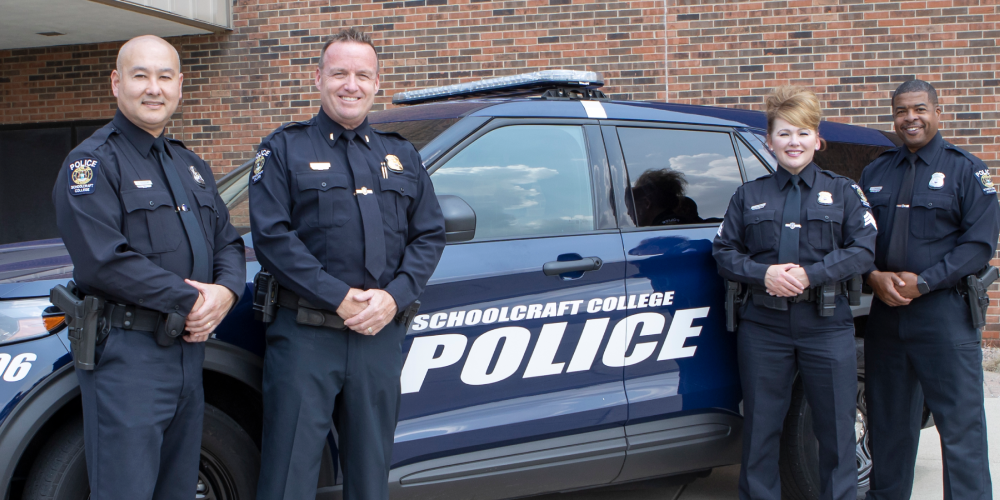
[533,371,1000,499]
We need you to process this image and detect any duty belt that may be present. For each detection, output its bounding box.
[277,286,347,330]
[750,281,850,311]
[103,302,164,332]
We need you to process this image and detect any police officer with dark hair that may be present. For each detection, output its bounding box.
[250,27,446,500]
[714,85,877,500]
[52,35,246,499]
[861,80,999,500]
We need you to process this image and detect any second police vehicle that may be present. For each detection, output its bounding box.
[0,71,916,500]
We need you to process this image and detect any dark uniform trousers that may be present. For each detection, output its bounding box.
[865,289,991,500]
[738,297,858,500]
[258,308,407,499]
[77,328,205,500]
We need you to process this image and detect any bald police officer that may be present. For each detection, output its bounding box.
[249,28,446,500]
[52,35,246,499]
[861,80,999,500]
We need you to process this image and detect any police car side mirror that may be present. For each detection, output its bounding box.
[438,195,476,243]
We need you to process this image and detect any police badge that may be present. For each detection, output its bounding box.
[385,154,404,173]
[252,148,270,185]
[928,172,945,189]
[189,165,205,187]
[817,191,833,205]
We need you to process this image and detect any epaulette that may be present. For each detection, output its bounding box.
[74,123,116,155]
[165,136,188,150]
[262,119,311,143]
[752,172,774,181]
[372,127,408,142]
[942,142,984,167]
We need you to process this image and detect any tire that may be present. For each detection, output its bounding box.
[778,338,870,500]
[22,404,260,500]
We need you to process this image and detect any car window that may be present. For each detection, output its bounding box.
[431,125,594,241]
[736,137,771,181]
[617,127,742,227]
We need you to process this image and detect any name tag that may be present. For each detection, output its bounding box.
[310,162,330,171]
[134,180,153,189]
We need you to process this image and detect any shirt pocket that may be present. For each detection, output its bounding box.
[121,189,182,254]
[910,192,954,239]
[296,171,352,228]
[192,189,219,249]
[806,207,843,251]
[866,191,891,226]
[379,175,416,233]
[742,209,776,254]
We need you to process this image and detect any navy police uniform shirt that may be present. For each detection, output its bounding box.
[52,111,246,315]
[248,109,446,313]
[860,132,1000,290]
[714,162,877,288]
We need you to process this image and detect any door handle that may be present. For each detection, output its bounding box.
[543,257,603,276]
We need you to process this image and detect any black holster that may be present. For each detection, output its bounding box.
[724,280,744,332]
[253,270,279,324]
[154,312,186,347]
[964,265,998,331]
[399,300,422,330]
[50,281,106,371]
[848,274,862,306]
[817,283,837,317]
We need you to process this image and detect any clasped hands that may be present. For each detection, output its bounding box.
[183,279,237,343]
[764,263,811,297]
[337,288,398,336]
[867,270,922,307]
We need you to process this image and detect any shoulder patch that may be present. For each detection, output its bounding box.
[67,158,99,196]
[974,168,996,195]
[851,183,871,207]
[251,148,270,185]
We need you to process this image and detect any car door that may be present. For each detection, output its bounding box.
[390,119,629,499]
[602,124,762,481]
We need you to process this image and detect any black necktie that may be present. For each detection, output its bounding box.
[342,130,386,284]
[886,154,918,272]
[152,138,211,283]
[777,174,801,264]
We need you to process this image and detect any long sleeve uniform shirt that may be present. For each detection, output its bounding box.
[52,111,246,315]
[859,132,1000,291]
[713,163,877,288]
[248,110,446,313]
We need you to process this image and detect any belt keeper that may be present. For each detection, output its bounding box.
[296,303,326,327]
[122,304,136,329]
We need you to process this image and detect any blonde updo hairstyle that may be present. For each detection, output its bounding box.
[765,85,826,150]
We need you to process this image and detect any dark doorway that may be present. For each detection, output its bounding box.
[0,120,109,245]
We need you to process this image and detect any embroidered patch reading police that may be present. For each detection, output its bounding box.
[975,169,996,194]
[189,165,205,187]
[68,158,98,196]
[252,148,270,184]
[385,154,404,173]
[851,184,870,208]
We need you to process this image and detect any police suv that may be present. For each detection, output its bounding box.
[0,71,912,500]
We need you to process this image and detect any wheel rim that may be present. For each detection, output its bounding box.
[197,449,239,500]
[856,381,872,488]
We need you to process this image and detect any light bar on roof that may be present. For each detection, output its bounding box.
[392,70,604,105]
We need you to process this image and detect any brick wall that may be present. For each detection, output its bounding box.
[666,0,1000,341]
[0,0,666,173]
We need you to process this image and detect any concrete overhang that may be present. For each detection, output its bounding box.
[0,0,231,50]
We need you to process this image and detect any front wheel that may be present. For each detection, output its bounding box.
[22,404,260,500]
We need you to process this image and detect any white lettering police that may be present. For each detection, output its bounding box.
[400,301,709,394]
[68,158,99,196]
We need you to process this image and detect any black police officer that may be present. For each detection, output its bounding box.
[714,86,877,500]
[52,35,246,499]
[861,80,999,500]
[249,28,446,500]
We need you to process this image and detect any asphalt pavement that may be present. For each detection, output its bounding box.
[530,371,1000,499]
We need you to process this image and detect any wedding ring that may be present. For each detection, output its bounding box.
[367,327,373,334]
